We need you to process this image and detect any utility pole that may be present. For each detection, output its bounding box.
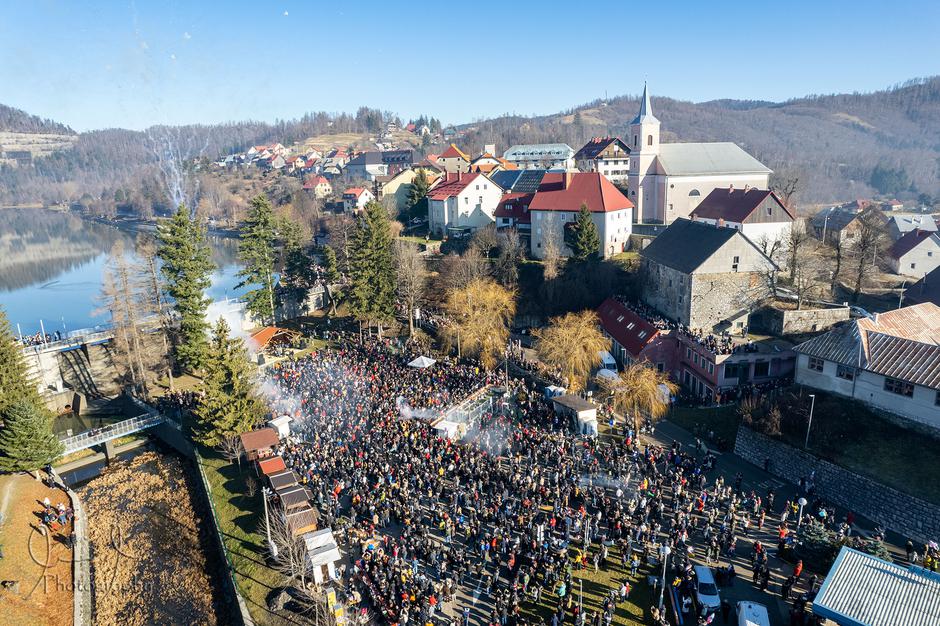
[805,394,816,450]
[262,487,278,557]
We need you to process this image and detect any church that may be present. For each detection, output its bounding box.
[627,84,772,224]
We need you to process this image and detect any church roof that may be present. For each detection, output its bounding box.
[656,142,771,176]
[632,83,659,125]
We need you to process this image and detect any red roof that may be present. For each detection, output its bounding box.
[439,143,469,161]
[427,172,483,200]
[343,187,367,198]
[405,123,416,132]
[691,187,793,223]
[239,427,279,452]
[494,193,534,224]
[597,298,659,359]
[303,176,330,189]
[257,456,287,476]
[529,173,633,213]
[890,229,940,260]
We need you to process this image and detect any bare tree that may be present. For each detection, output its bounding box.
[395,241,426,337]
[495,228,524,288]
[770,169,802,208]
[323,214,356,274]
[791,242,828,309]
[850,210,888,301]
[785,219,811,279]
[217,434,243,471]
[471,224,499,258]
[136,234,174,391]
[542,213,562,280]
[440,247,488,293]
[828,237,845,297]
[264,507,309,588]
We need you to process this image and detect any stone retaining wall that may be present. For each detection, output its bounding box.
[734,426,940,543]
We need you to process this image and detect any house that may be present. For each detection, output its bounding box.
[437,144,471,174]
[503,143,575,171]
[793,302,940,429]
[344,152,387,181]
[303,175,333,199]
[886,213,937,241]
[380,149,415,176]
[303,528,343,584]
[489,169,546,194]
[596,298,675,369]
[888,229,940,277]
[690,186,794,248]
[627,84,771,224]
[812,547,940,626]
[903,265,940,307]
[239,427,279,461]
[810,205,866,245]
[640,218,776,332]
[494,193,534,233]
[469,152,516,175]
[574,137,631,183]
[527,172,633,259]
[342,188,374,213]
[882,199,904,212]
[379,168,440,216]
[427,173,503,237]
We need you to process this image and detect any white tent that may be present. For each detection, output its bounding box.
[407,356,437,369]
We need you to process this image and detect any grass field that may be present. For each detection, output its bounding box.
[199,451,287,625]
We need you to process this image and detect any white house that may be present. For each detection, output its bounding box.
[342,187,374,213]
[690,186,794,249]
[574,137,631,183]
[888,229,940,277]
[886,213,938,241]
[427,173,504,237]
[503,143,575,171]
[528,172,633,259]
[627,84,772,224]
[794,303,940,430]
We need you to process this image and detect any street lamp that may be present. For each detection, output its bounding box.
[797,497,808,529]
[805,394,816,450]
[658,544,671,611]
[262,486,278,557]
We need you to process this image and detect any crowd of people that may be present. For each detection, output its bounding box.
[19,329,63,346]
[248,335,878,626]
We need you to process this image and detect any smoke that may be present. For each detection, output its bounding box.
[578,470,636,497]
[205,300,254,347]
[146,126,209,211]
[396,396,441,423]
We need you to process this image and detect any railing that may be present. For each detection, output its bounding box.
[58,412,165,454]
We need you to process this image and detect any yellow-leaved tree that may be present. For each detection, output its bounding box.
[601,363,678,434]
[444,278,516,370]
[534,310,608,392]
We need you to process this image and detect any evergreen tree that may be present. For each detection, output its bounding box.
[321,245,341,315]
[568,203,601,262]
[193,317,266,447]
[348,201,397,333]
[277,217,316,311]
[0,399,63,471]
[157,205,215,372]
[0,308,43,416]
[238,195,278,324]
[407,170,430,211]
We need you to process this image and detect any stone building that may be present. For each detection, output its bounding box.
[639,218,776,332]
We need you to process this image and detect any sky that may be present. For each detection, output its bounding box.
[1,0,939,132]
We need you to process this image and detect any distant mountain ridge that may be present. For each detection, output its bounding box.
[1,78,938,210]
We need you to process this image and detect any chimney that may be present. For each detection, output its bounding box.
[457,171,462,182]
[562,172,573,189]
[717,218,725,228]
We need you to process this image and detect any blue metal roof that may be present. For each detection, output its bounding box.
[813,547,940,626]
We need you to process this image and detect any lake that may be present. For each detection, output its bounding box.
[0,208,248,336]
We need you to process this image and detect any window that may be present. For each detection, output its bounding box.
[911,263,917,270]
[935,390,940,406]
[808,357,824,372]
[836,365,855,381]
[767,207,773,216]
[626,322,635,329]
[689,189,701,197]
[616,315,624,322]
[884,377,914,397]
[647,135,653,146]
[708,362,714,374]
[686,348,692,359]
[464,197,468,204]
[633,135,637,147]
[929,251,934,257]
[637,331,647,339]
[754,361,769,377]
[475,184,479,190]
[732,255,740,272]
[657,363,665,373]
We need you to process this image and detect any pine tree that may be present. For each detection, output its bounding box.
[568,203,601,262]
[238,195,278,324]
[277,217,316,312]
[0,399,63,472]
[407,170,430,211]
[348,201,397,334]
[0,308,43,416]
[193,317,266,447]
[157,205,215,372]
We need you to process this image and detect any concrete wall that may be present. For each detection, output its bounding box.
[734,426,940,543]
[757,306,851,336]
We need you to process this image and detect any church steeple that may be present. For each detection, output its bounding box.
[632,82,659,125]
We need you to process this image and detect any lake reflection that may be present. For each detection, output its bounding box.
[0,209,246,335]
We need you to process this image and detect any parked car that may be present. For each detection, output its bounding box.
[693,565,721,614]
[736,601,771,626]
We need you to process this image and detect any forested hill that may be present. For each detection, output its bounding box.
[459,77,940,206]
[2,78,939,213]
[0,104,74,134]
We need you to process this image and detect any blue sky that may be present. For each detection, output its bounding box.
[2,1,938,131]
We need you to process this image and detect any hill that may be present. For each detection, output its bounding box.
[1,79,938,214]
[458,77,940,206]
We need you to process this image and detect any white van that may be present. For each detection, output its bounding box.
[693,565,721,614]
[736,601,771,626]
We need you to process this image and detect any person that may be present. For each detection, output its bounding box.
[782,575,794,600]
[720,598,731,623]
[793,559,803,582]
